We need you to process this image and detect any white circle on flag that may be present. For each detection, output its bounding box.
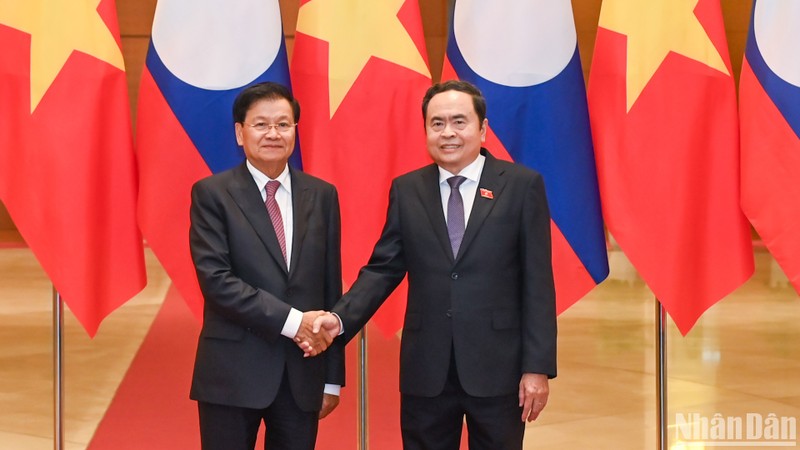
[754,0,800,87]
[453,0,576,87]
[152,0,282,90]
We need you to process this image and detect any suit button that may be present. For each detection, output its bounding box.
[451,272,459,280]
[446,309,452,318]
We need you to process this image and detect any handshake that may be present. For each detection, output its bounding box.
[293,311,342,357]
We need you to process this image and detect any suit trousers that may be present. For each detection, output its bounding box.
[400,355,525,450]
[197,370,318,450]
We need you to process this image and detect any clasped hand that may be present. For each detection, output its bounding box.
[293,311,341,357]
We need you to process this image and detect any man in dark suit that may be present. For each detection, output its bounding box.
[189,82,344,450]
[310,80,557,450]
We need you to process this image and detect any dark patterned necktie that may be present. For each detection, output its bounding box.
[446,176,467,258]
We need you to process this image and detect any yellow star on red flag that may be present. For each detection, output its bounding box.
[296,0,430,117]
[0,0,125,112]
[599,0,729,111]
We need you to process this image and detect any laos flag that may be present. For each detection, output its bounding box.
[740,0,800,294]
[136,0,299,318]
[443,0,609,312]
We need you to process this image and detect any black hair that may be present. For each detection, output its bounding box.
[421,80,486,123]
[232,81,300,123]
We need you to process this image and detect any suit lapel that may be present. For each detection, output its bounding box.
[289,168,313,277]
[458,150,506,261]
[415,164,456,263]
[228,163,289,273]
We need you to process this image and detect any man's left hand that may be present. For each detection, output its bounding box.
[319,393,340,419]
[519,372,549,422]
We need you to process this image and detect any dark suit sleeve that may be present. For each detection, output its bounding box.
[189,180,291,339]
[521,173,558,378]
[334,181,408,343]
[323,187,346,385]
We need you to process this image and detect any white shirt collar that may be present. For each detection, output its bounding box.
[246,161,292,195]
[438,153,486,185]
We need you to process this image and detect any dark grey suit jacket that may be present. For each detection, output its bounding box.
[189,163,344,411]
[334,149,556,398]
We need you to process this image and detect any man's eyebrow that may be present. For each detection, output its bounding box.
[429,113,468,121]
[250,114,292,121]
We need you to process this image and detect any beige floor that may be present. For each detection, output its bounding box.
[1,245,798,449]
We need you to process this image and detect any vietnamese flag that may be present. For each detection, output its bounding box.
[291,0,432,336]
[0,0,146,336]
[588,0,754,335]
[740,0,800,294]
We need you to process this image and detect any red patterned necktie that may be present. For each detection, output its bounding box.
[265,180,287,263]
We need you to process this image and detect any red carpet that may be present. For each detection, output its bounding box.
[88,285,442,449]
[88,285,202,449]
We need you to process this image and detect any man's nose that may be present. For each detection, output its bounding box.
[442,122,457,136]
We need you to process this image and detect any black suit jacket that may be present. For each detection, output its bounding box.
[334,149,556,398]
[189,163,344,411]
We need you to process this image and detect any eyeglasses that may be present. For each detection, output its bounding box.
[245,121,297,133]
[429,118,469,133]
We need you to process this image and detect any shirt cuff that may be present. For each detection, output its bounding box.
[332,312,345,336]
[324,384,341,396]
[281,308,303,339]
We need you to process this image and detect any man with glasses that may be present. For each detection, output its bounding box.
[309,80,557,450]
[189,81,344,450]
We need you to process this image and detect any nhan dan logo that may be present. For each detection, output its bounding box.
[674,413,797,446]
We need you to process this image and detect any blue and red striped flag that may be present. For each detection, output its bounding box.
[136,0,299,317]
[740,0,800,293]
[442,0,609,312]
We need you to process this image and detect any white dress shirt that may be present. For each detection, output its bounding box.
[438,153,486,226]
[247,161,294,268]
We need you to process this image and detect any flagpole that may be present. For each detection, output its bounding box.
[358,328,368,450]
[52,287,64,450]
[655,299,668,450]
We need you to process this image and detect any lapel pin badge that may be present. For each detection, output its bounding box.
[479,188,493,199]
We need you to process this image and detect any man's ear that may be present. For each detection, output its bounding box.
[234,123,244,146]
